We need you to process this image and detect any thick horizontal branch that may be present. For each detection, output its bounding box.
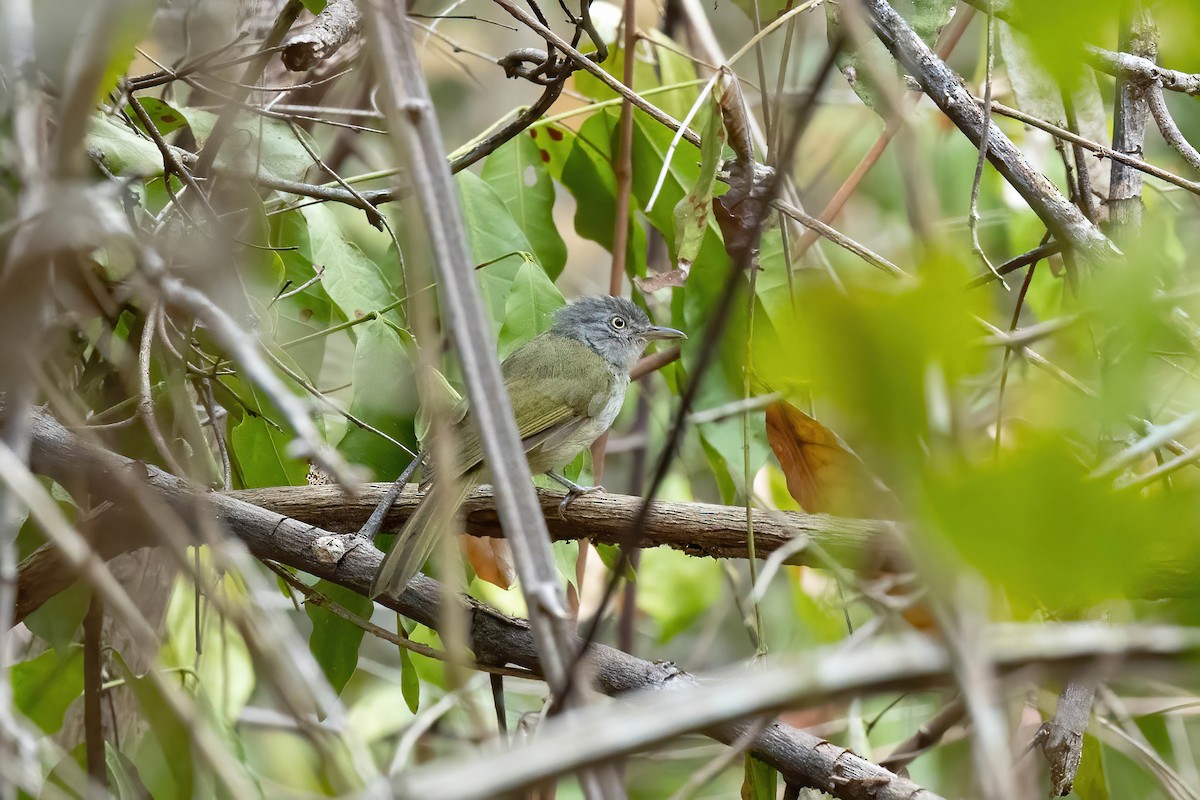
[230,482,890,567]
[15,409,931,800]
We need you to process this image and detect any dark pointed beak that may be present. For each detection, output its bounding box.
[645,325,687,341]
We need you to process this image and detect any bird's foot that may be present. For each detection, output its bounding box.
[546,472,606,519]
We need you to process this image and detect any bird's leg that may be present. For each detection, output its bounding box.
[545,471,605,519]
[357,452,425,541]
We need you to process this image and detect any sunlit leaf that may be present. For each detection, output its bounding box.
[637,547,723,643]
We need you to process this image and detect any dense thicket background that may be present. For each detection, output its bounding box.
[5,0,1200,798]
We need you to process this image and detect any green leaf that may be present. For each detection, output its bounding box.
[481,134,568,280]
[12,646,84,734]
[397,619,421,714]
[742,754,777,800]
[1074,734,1109,800]
[107,743,154,800]
[301,204,402,327]
[113,653,196,799]
[457,169,537,275]
[300,0,328,11]
[127,97,189,136]
[85,115,165,176]
[183,107,319,183]
[337,320,419,480]
[227,380,310,489]
[672,92,725,269]
[23,581,91,653]
[535,115,648,280]
[497,258,566,358]
[306,580,374,694]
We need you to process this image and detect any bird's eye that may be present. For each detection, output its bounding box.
[610,316,626,330]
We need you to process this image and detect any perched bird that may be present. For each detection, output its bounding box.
[370,295,685,597]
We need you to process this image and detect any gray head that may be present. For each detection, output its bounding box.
[549,296,686,372]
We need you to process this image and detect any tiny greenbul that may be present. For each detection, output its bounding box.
[370,296,685,597]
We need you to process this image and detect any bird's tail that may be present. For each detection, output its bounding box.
[371,478,475,598]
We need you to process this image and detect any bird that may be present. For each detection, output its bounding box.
[370,295,685,598]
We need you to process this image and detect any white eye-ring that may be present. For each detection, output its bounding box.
[610,316,626,330]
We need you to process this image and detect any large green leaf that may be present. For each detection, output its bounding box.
[497,258,566,358]
[12,646,84,734]
[306,579,374,695]
[481,134,568,279]
[301,204,403,328]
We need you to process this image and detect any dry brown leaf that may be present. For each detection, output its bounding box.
[461,535,515,589]
[764,401,887,517]
[633,266,690,294]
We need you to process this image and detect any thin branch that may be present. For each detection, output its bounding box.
[860,0,1120,267]
[1147,83,1200,174]
[773,200,906,278]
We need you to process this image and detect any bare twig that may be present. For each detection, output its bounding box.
[983,100,1200,196]
[879,696,966,771]
[1147,83,1200,174]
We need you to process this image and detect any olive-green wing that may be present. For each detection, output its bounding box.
[446,335,613,476]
